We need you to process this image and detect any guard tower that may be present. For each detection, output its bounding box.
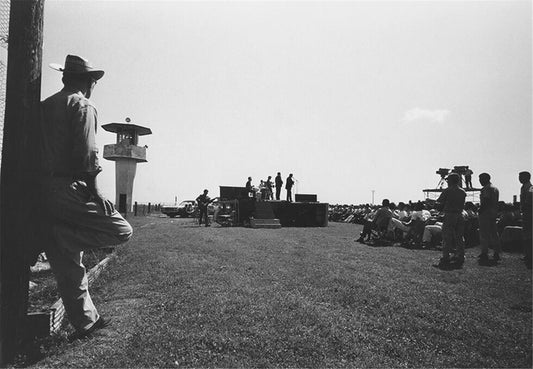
[102,119,152,215]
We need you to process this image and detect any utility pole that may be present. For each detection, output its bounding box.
[371,190,375,205]
[0,0,44,364]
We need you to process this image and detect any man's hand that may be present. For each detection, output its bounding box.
[85,173,115,216]
[93,193,115,216]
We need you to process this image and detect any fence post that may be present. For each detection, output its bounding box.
[134,201,137,216]
[0,0,44,364]
[148,202,151,214]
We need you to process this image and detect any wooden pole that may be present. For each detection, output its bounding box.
[0,0,44,364]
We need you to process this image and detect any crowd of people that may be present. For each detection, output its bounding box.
[329,171,532,270]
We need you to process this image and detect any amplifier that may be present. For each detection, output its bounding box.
[219,186,249,200]
[295,194,317,203]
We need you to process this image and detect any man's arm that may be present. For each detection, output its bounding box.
[85,169,115,215]
[71,102,100,177]
[72,101,114,215]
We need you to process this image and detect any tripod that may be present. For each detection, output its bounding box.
[437,176,447,189]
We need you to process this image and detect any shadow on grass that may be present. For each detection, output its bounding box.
[478,259,499,267]
[432,261,464,271]
[12,333,67,368]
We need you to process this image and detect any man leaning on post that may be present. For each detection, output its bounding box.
[39,55,133,341]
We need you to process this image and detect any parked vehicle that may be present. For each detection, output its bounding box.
[161,200,198,218]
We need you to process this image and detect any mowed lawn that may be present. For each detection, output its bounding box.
[34,216,531,368]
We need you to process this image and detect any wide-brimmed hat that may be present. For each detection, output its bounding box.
[49,54,104,80]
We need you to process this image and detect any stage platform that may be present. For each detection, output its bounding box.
[219,186,328,227]
[235,199,328,227]
[423,188,481,203]
[268,200,328,227]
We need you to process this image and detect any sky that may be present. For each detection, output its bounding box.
[40,0,532,205]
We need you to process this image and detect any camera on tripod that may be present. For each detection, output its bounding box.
[436,168,450,178]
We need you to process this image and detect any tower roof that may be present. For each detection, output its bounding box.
[102,123,152,136]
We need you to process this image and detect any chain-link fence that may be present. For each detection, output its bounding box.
[0,0,9,164]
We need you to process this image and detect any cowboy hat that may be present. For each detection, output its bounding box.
[49,54,104,80]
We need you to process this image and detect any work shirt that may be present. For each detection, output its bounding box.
[436,186,466,214]
[196,194,211,209]
[286,177,294,190]
[40,88,100,177]
[479,183,499,216]
[411,209,431,222]
[372,206,392,229]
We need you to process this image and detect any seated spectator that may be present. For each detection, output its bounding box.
[497,202,520,236]
[401,202,432,247]
[423,209,471,250]
[389,202,411,236]
[356,199,393,242]
[394,202,410,221]
[422,221,443,248]
[389,202,430,242]
[464,202,479,247]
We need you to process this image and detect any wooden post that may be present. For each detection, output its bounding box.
[0,0,44,364]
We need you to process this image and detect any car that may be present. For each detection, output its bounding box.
[161,200,198,218]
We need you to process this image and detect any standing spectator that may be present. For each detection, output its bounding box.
[196,189,211,227]
[464,168,474,189]
[519,171,532,269]
[356,199,393,242]
[478,173,501,262]
[286,173,295,202]
[435,173,466,268]
[40,55,133,341]
[275,172,283,200]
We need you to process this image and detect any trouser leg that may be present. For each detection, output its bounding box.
[360,221,373,238]
[390,218,409,233]
[523,217,532,264]
[423,225,441,244]
[479,215,500,255]
[52,211,132,253]
[454,215,465,257]
[45,179,133,252]
[479,216,489,255]
[199,209,205,225]
[43,178,133,330]
[442,213,458,259]
[46,246,99,332]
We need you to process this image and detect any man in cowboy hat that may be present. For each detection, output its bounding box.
[40,55,133,341]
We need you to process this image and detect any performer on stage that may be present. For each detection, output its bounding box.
[286,173,295,202]
[266,176,273,200]
[275,172,283,200]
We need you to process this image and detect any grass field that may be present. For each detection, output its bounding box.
[26,216,532,368]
